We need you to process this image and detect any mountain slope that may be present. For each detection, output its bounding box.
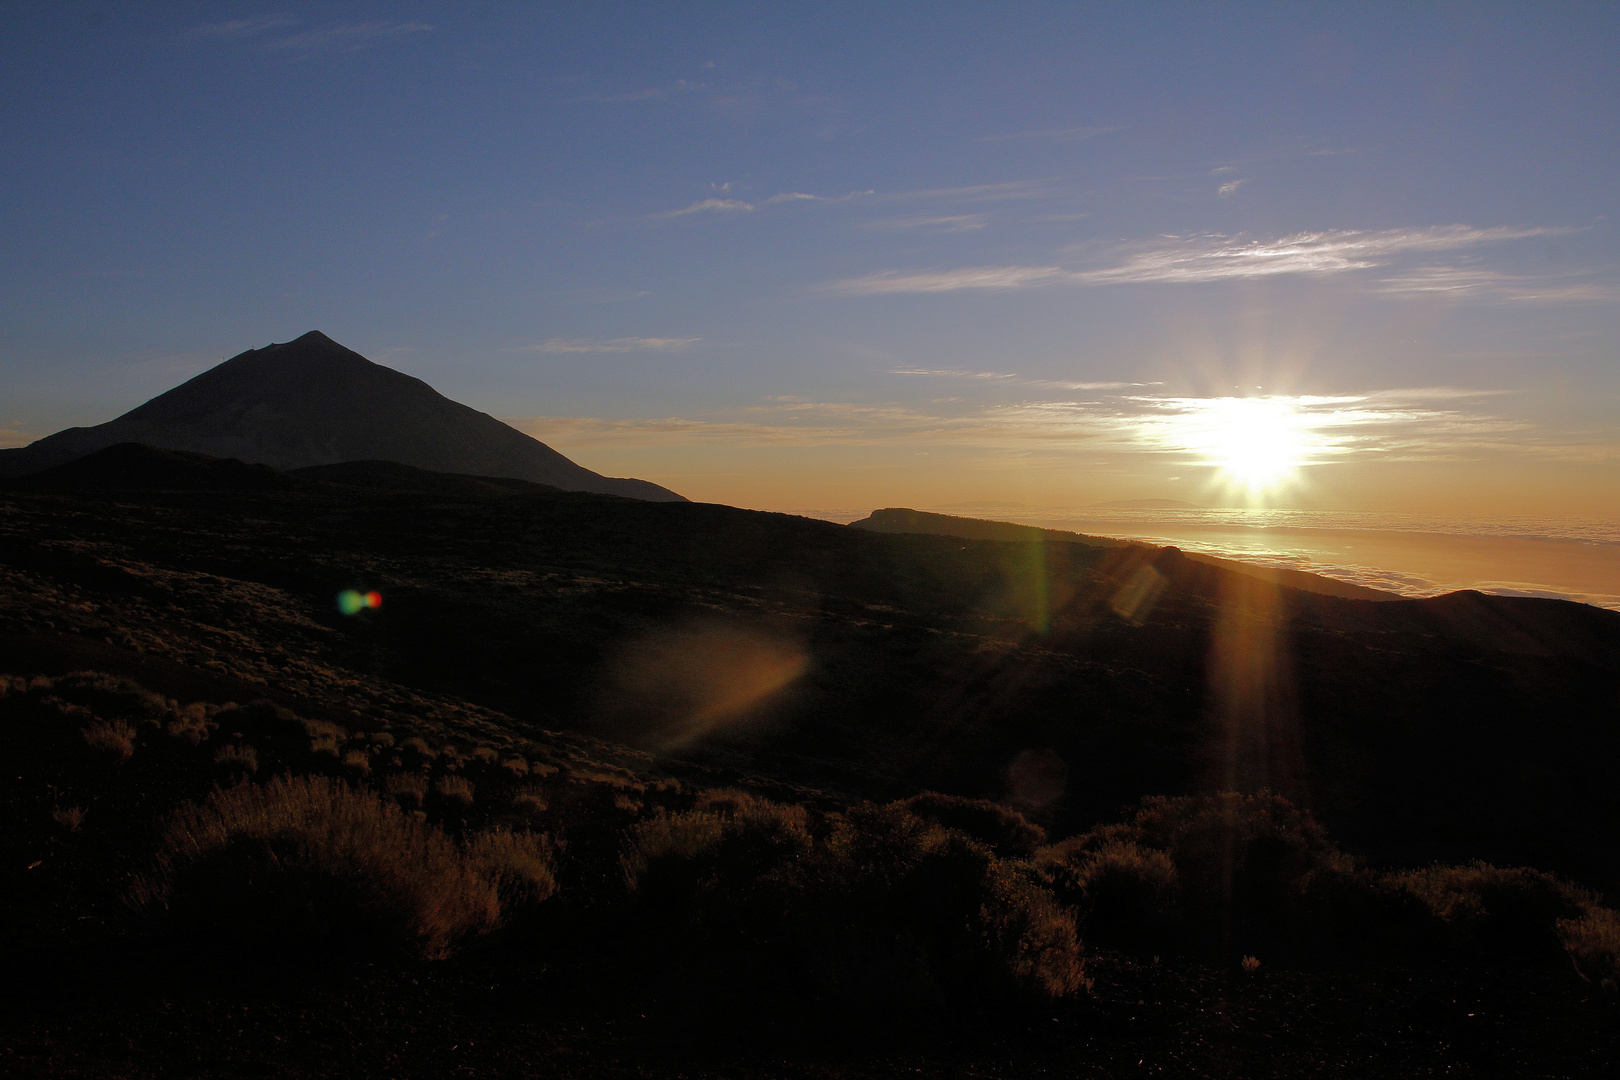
[0,331,684,501]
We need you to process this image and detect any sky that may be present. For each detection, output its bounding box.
[2,1,1617,518]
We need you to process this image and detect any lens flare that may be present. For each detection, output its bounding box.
[337,589,382,616]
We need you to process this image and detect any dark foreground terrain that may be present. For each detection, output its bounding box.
[2,444,1618,1076]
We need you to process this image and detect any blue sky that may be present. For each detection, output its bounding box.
[3,2,1616,514]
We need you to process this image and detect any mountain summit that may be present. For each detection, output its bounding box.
[0,331,685,501]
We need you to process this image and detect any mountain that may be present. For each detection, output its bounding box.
[0,331,685,501]
[850,507,1400,602]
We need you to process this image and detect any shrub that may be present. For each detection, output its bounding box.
[52,672,168,725]
[341,749,371,777]
[400,736,435,760]
[133,775,504,960]
[166,703,214,745]
[1388,862,1593,955]
[897,793,1046,858]
[52,805,87,832]
[622,794,1086,1009]
[510,793,547,817]
[466,830,556,910]
[435,775,475,810]
[501,757,530,778]
[1558,906,1620,989]
[471,747,500,766]
[1041,839,1181,950]
[82,718,136,761]
[386,773,429,810]
[214,743,258,775]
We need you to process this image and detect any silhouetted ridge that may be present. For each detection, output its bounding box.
[9,443,296,492]
[0,332,685,501]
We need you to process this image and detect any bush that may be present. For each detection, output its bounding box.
[213,743,258,775]
[1044,792,1375,957]
[466,830,557,911]
[1041,839,1181,950]
[133,775,512,960]
[82,718,136,761]
[1388,862,1593,955]
[435,775,475,811]
[622,794,1086,1010]
[386,773,429,810]
[896,793,1046,858]
[1558,906,1620,989]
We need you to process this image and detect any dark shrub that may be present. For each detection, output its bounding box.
[132,775,547,960]
[1559,906,1620,989]
[622,794,1086,1010]
[1040,838,1181,950]
[896,792,1046,858]
[1388,862,1594,955]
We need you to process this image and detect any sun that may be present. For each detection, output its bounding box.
[1179,397,1316,498]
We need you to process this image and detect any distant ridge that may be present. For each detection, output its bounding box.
[850,507,1401,602]
[0,331,685,502]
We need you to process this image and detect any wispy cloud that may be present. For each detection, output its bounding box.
[508,385,1612,468]
[1073,226,1566,286]
[979,126,1120,143]
[187,15,297,39]
[1216,178,1247,197]
[652,190,868,218]
[192,17,433,51]
[827,225,1590,296]
[882,179,1059,202]
[656,198,756,218]
[889,368,1018,380]
[1372,266,1616,303]
[867,214,989,232]
[571,79,706,104]
[527,337,699,353]
[828,266,1071,295]
[888,368,1155,391]
[269,22,433,51]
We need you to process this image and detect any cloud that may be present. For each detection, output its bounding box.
[263,21,433,51]
[889,368,1017,380]
[1373,267,1617,303]
[655,198,756,217]
[889,369,1157,391]
[187,15,297,39]
[826,225,1587,295]
[515,385,1614,474]
[867,215,989,232]
[1217,179,1247,197]
[979,126,1120,143]
[883,179,1059,202]
[1072,226,1567,286]
[571,79,706,104]
[827,266,1071,295]
[527,337,699,353]
[652,190,866,218]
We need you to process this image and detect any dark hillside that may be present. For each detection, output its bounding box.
[3,451,1618,887]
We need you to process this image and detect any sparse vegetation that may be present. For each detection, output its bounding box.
[81,718,136,761]
[132,775,516,959]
